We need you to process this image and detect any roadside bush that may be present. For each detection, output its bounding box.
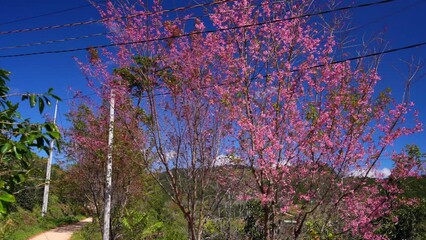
[71,222,102,240]
[0,203,83,240]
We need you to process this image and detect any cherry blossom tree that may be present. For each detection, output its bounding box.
[77,2,241,239]
[71,0,424,239]
[205,1,423,239]
[66,84,146,239]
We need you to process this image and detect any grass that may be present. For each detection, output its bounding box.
[7,216,85,240]
[70,222,102,240]
[0,207,85,240]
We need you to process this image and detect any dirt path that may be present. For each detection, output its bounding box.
[28,217,92,240]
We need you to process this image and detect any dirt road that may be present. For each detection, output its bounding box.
[28,217,92,240]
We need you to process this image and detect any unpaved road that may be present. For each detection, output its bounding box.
[28,217,92,240]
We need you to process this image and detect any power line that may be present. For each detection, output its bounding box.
[329,42,426,65]
[0,32,107,51]
[0,0,286,51]
[0,1,107,27]
[124,41,426,99]
[0,15,207,51]
[57,42,426,100]
[351,0,425,31]
[0,0,398,58]
[0,0,234,35]
[61,92,98,101]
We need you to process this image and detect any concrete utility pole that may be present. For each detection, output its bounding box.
[103,90,115,240]
[41,100,58,217]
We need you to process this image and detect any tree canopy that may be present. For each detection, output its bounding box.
[0,69,61,215]
[67,1,425,239]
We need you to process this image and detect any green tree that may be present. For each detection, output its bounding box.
[0,69,61,215]
[377,145,426,239]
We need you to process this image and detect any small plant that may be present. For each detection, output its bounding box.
[71,222,102,240]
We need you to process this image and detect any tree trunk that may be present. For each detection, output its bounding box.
[263,205,271,240]
[186,215,197,240]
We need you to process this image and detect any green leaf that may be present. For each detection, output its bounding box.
[29,95,36,108]
[36,137,44,148]
[122,217,130,229]
[46,123,60,133]
[50,94,62,101]
[48,131,61,139]
[142,222,164,237]
[15,142,28,151]
[0,201,5,214]
[0,69,10,81]
[54,140,61,153]
[43,96,51,106]
[42,146,50,155]
[12,146,22,159]
[45,123,53,132]
[0,191,15,203]
[38,97,45,113]
[0,142,11,154]
[27,134,37,143]
[14,174,25,183]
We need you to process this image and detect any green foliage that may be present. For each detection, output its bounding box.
[113,55,158,99]
[70,179,187,240]
[305,220,336,240]
[406,144,423,160]
[71,222,102,240]
[0,69,61,216]
[117,180,187,240]
[377,176,426,239]
[120,208,164,239]
[11,155,45,211]
[305,103,319,122]
[402,176,426,199]
[243,200,265,240]
[55,166,88,216]
[378,148,426,239]
[202,218,245,240]
[0,69,11,98]
[378,199,426,240]
[0,205,83,240]
[0,188,15,215]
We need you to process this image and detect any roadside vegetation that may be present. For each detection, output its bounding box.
[0,157,86,240]
[1,0,426,239]
[0,68,74,239]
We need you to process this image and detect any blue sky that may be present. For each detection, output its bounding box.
[0,0,425,167]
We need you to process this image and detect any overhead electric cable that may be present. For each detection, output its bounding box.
[0,0,398,58]
[0,32,107,50]
[0,0,234,35]
[61,92,98,101]
[0,14,209,51]
[351,0,424,31]
[0,1,107,26]
[327,42,426,65]
[50,43,426,100]
[0,0,288,51]
[135,41,426,98]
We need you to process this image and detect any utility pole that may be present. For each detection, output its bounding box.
[103,90,115,240]
[41,100,58,217]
